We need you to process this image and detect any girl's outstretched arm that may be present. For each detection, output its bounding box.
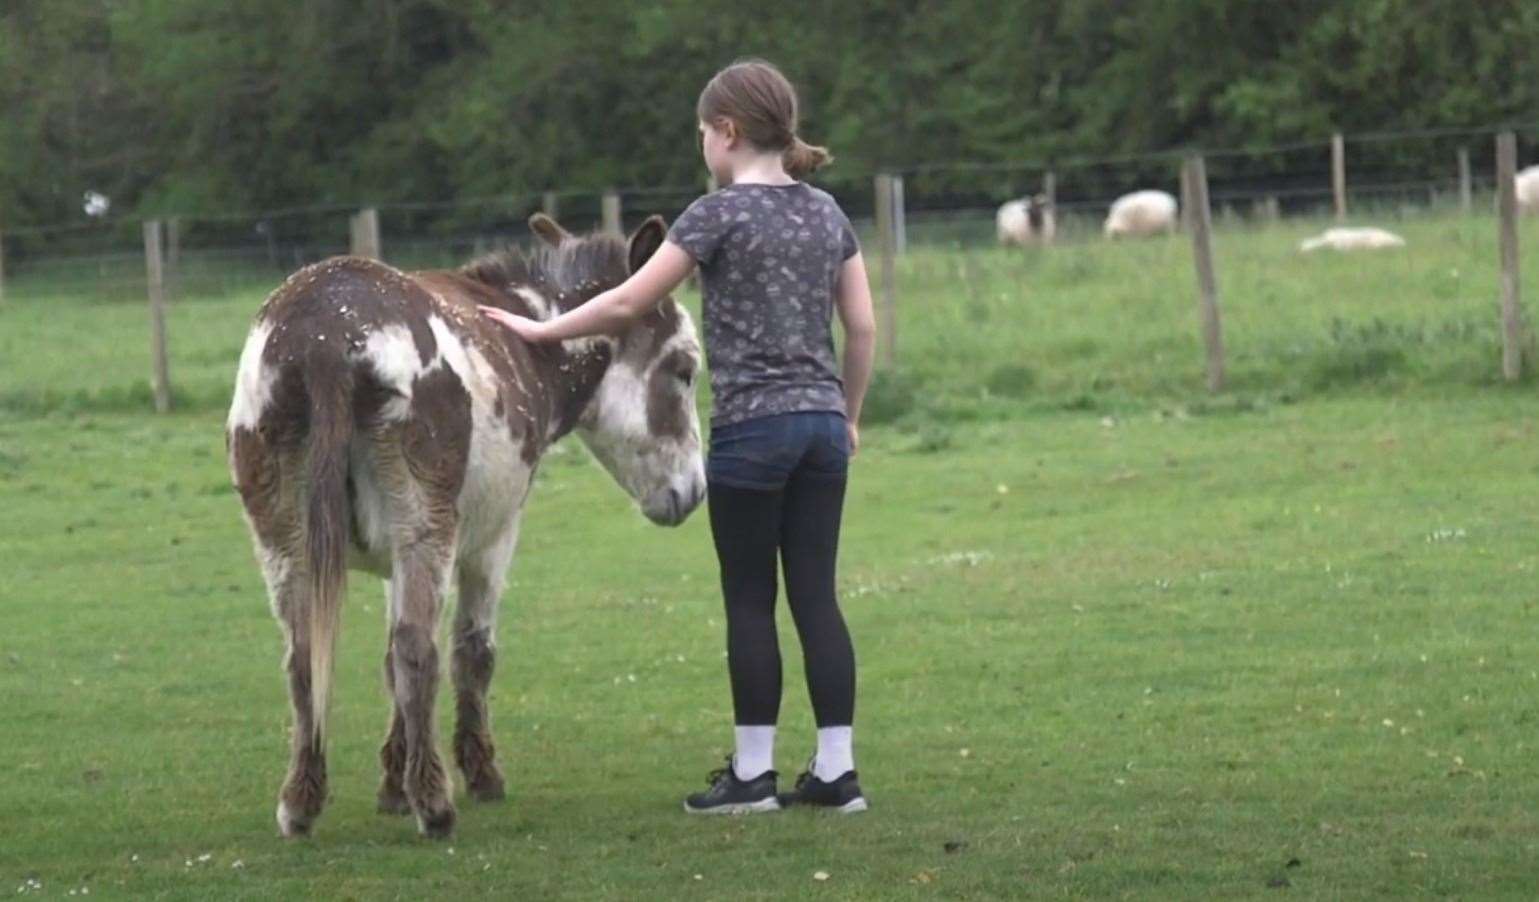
[480,241,696,342]
[835,251,877,455]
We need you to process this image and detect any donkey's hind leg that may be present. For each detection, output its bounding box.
[387,530,459,838]
[452,517,522,802]
[376,579,412,816]
[262,549,331,837]
[235,425,331,838]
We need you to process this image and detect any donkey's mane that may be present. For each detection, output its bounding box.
[461,233,629,311]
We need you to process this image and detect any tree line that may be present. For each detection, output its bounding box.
[2,0,1537,229]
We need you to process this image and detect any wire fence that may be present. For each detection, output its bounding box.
[4,124,1536,304]
[0,125,1534,415]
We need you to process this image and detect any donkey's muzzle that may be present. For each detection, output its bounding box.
[645,482,705,527]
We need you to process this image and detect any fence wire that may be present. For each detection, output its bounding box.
[0,125,1533,306]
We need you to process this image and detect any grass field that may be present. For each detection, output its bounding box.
[3,210,1538,898]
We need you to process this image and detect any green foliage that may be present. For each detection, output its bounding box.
[984,363,1038,398]
[3,2,1539,226]
[1308,317,1418,389]
[860,368,922,424]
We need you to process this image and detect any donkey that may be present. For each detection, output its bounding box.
[225,213,705,839]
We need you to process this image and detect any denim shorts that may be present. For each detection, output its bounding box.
[707,411,850,491]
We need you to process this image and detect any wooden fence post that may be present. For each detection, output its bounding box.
[891,174,907,254]
[1331,132,1347,222]
[873,173,898,367]
[601,190,622,236]
[143,220,172,413]
[1040,169,1059,244]
[1182,156,1225,392]
[1496,131,1524,382]
[1458,146,1473,214]
[350,207,381,260]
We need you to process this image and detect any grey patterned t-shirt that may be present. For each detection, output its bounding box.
[667,182,859,427]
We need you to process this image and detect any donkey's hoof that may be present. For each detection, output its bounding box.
[276,800,315,838]
[416,804,456,839]
[377,789,412,816]
[465,772,506,803]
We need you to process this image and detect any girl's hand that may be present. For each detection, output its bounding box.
[479,305,552,342]
[847,421,860,458]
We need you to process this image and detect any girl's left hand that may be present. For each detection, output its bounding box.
[479,305,552,342]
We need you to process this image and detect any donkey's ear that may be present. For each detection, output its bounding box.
[529,213,572,247]
[627,214,668,273]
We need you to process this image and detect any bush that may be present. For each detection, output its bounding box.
[984,363,1037,398]
[1306,317,1414,389]
[899,422,954,454]
[862,369,922,424]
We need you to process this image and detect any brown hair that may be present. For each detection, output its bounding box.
[696,59,833,179]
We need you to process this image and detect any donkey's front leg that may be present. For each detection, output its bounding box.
[388,542,457,838]
[452,522,519,802]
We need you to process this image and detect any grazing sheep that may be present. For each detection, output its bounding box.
[1298,227,1406,253]
[996,194,1055,246]
[1103,190,1178,238]
[1517,165,1539,214]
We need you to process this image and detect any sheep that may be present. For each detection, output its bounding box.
[1298,227,1406,253]
[996,194,1055,246]
[1103,190,1178,238]
[1517,165,1539,215]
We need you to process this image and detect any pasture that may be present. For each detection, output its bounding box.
[3,209,1538,898]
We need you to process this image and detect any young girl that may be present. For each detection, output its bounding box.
[481,58,876,815]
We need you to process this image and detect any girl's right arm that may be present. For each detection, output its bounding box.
[835,251,877,456]
[481,242,696,343]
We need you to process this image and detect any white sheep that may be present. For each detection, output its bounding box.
[1103,190,1178,238]
[1517,165,1539,214]
[996,195,1055,246]
[1298,227,1406,253]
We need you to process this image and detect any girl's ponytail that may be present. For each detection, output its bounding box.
[700,60,834,179]
[783,136,833,179]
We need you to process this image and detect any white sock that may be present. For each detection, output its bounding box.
[813,726,854,782]
[733,726,776,780]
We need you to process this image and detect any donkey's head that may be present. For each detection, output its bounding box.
[532,213,706,527]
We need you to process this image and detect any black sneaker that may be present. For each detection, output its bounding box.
[683,757,781,815]
[782,764,868,813]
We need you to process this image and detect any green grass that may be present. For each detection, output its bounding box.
[2,210,1538,898]
[5,207,1534,419]
[891,209,1535,415]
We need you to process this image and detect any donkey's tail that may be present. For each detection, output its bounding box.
[304,355,353,749]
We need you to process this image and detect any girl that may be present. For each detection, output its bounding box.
[481,58,876,815]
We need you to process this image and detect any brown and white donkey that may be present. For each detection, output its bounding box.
[226,214,705,839]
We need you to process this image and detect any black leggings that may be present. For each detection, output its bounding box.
[708,472,856,728]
